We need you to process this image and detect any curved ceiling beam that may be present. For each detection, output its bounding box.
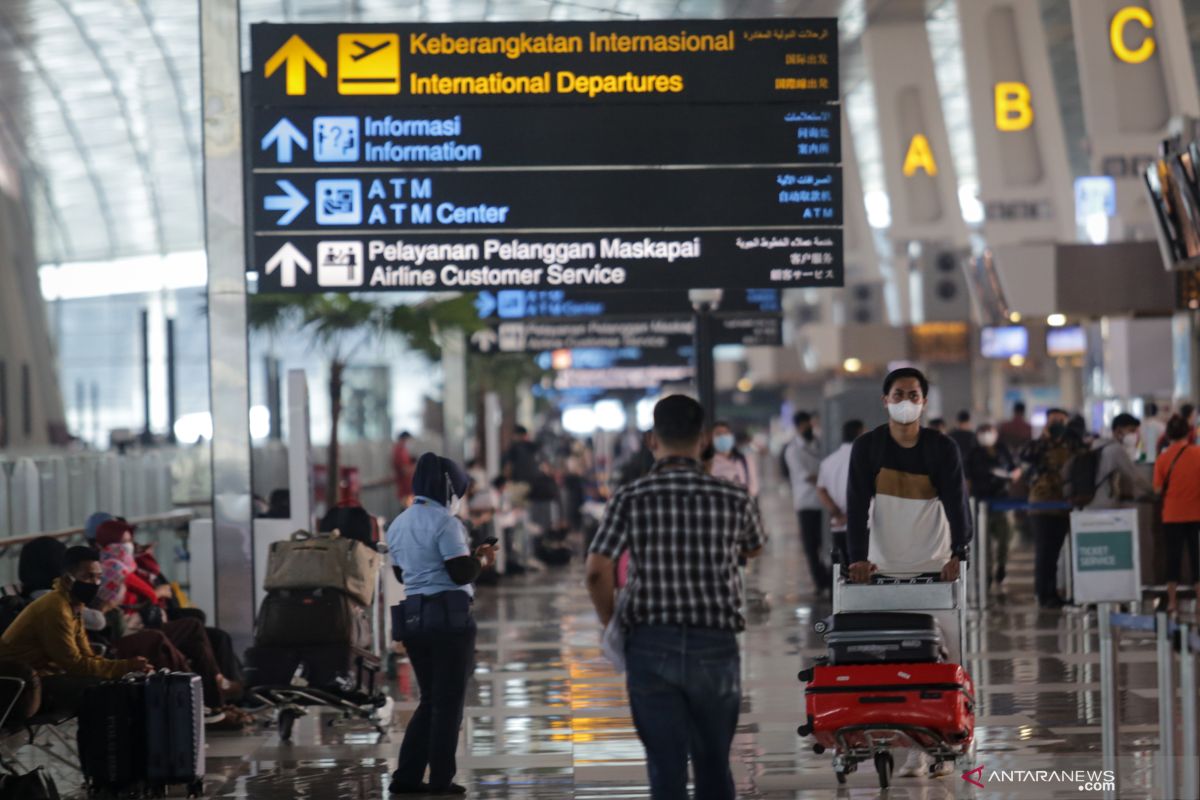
[134,0,201,195]
[53,0,168,256]
[0,16,118,259]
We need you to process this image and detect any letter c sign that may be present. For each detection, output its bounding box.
[1110,6,1155,64]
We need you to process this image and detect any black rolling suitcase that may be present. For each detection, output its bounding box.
[145,672,205,796]
[78,677,146,795]
[821,611,945,665]
[255,587,371,648]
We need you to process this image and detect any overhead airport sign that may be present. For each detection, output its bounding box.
[247,20,842,292]
[472,288,782,320]
[468,314,782,354]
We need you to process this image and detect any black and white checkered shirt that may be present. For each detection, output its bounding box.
[589,456,767,632]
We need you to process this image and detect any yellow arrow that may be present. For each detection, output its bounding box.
[264,34,327,96]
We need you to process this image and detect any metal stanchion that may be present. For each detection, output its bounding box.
[1180,623,1197,800]
[1099,603,1117,776]
[1158,612,1176,797]
[975,500,989,610]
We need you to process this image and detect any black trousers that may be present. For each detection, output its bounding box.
[1165,522,1200,584]
[798,510,831,591]
[394,621,477,789]
[1032,514,1070,604]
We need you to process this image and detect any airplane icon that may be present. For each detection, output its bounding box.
[350,39,390,61]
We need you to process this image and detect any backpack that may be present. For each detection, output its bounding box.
[1065,442,1115,509]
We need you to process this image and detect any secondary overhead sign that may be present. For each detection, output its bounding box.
[247,20,843,292]
[468,315,783,353]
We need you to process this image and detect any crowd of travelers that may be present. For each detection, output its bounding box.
[1,379,1195,797]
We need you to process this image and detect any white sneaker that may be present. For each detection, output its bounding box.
[930,759,955,779]
[896,749,928,778]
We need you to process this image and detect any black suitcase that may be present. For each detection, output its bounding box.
[821,612,945,665]
[145,672,205,796]
[245,644,380,693]
[255,588,371,648]
[78,677,146,794]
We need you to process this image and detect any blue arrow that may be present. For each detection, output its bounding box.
[261,117,307,163]
[474,291,497,318]
[264,179,309,226]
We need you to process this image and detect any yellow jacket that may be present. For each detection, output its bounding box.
[0,580,139,679]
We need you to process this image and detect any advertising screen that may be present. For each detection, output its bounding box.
[1046,326,1086,357]
[980,326,1028,359]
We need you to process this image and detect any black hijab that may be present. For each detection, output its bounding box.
[411,452,470,506]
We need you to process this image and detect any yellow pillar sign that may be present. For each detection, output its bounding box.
[338,34,401,95]
[1110,6,1155,65]
[995,81,1033,132]
[902,133,938,177]
[264,34,328,96]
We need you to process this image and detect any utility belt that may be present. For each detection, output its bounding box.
[391,590,474,639]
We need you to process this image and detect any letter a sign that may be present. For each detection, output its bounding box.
[902,134,938,177]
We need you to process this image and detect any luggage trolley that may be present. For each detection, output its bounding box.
[248,547,393,742]
[798,570,973,788]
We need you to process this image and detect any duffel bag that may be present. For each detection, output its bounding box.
[255,588,371,649]
[263,530,381,606]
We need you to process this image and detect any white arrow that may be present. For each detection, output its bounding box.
[264,242,312,288]
[261,117,308,163]
[471,328,498,353]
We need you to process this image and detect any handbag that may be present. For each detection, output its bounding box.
[391,591,473,640]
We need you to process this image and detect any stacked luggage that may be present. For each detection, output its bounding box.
[245,529,386,738]
[78,671,205,797]
[797,610,975,789]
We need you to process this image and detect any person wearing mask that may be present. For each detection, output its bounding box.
[816,420,865,569]
[393,431,416,506]
[998,402,1033,454]
[843,367,970,779]
[1141,403,1166,464]
[710,421,759,498]
[386,453,496,796]
[1087,414,1153,510]
[966,424,1019,587]
[1020,409,1087,609]
[1158,403,1197,453]
[0,547,151,715]
[784,411,829,594]
[586,395,766,800]
[1154,415,1200,614]
[949,411,977,461]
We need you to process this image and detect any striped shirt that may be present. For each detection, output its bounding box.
[589,457,767,632]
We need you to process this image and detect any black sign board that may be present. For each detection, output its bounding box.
[247,20,841,292]
[469,313,782,353]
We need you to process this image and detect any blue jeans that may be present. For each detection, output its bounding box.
[625,625,741,800]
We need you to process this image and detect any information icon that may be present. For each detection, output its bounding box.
[315,179,362,225]
[316,241,365,287]
[313,116,360,162]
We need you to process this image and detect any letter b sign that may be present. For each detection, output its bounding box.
[995,82,1033,132]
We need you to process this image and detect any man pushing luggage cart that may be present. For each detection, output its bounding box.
[799,367,974,784]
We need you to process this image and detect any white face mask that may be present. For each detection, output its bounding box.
[978,432,998,448]
[121,542,135,557]
[448,494,465,517]
[1122,433,1139,449]
[887,400,923,425]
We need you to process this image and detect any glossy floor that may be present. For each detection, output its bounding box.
[12,491,1182,798]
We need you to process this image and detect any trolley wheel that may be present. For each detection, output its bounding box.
[187,779,204,798]
[798,667,814,683]
[814,620,829,634]
[835,770,847,785]
[278,708,298,741]
[874,751,894,789]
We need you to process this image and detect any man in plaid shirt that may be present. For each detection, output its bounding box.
[586,395,766,800]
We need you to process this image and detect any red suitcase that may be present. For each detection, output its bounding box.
[803,662,975,753]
